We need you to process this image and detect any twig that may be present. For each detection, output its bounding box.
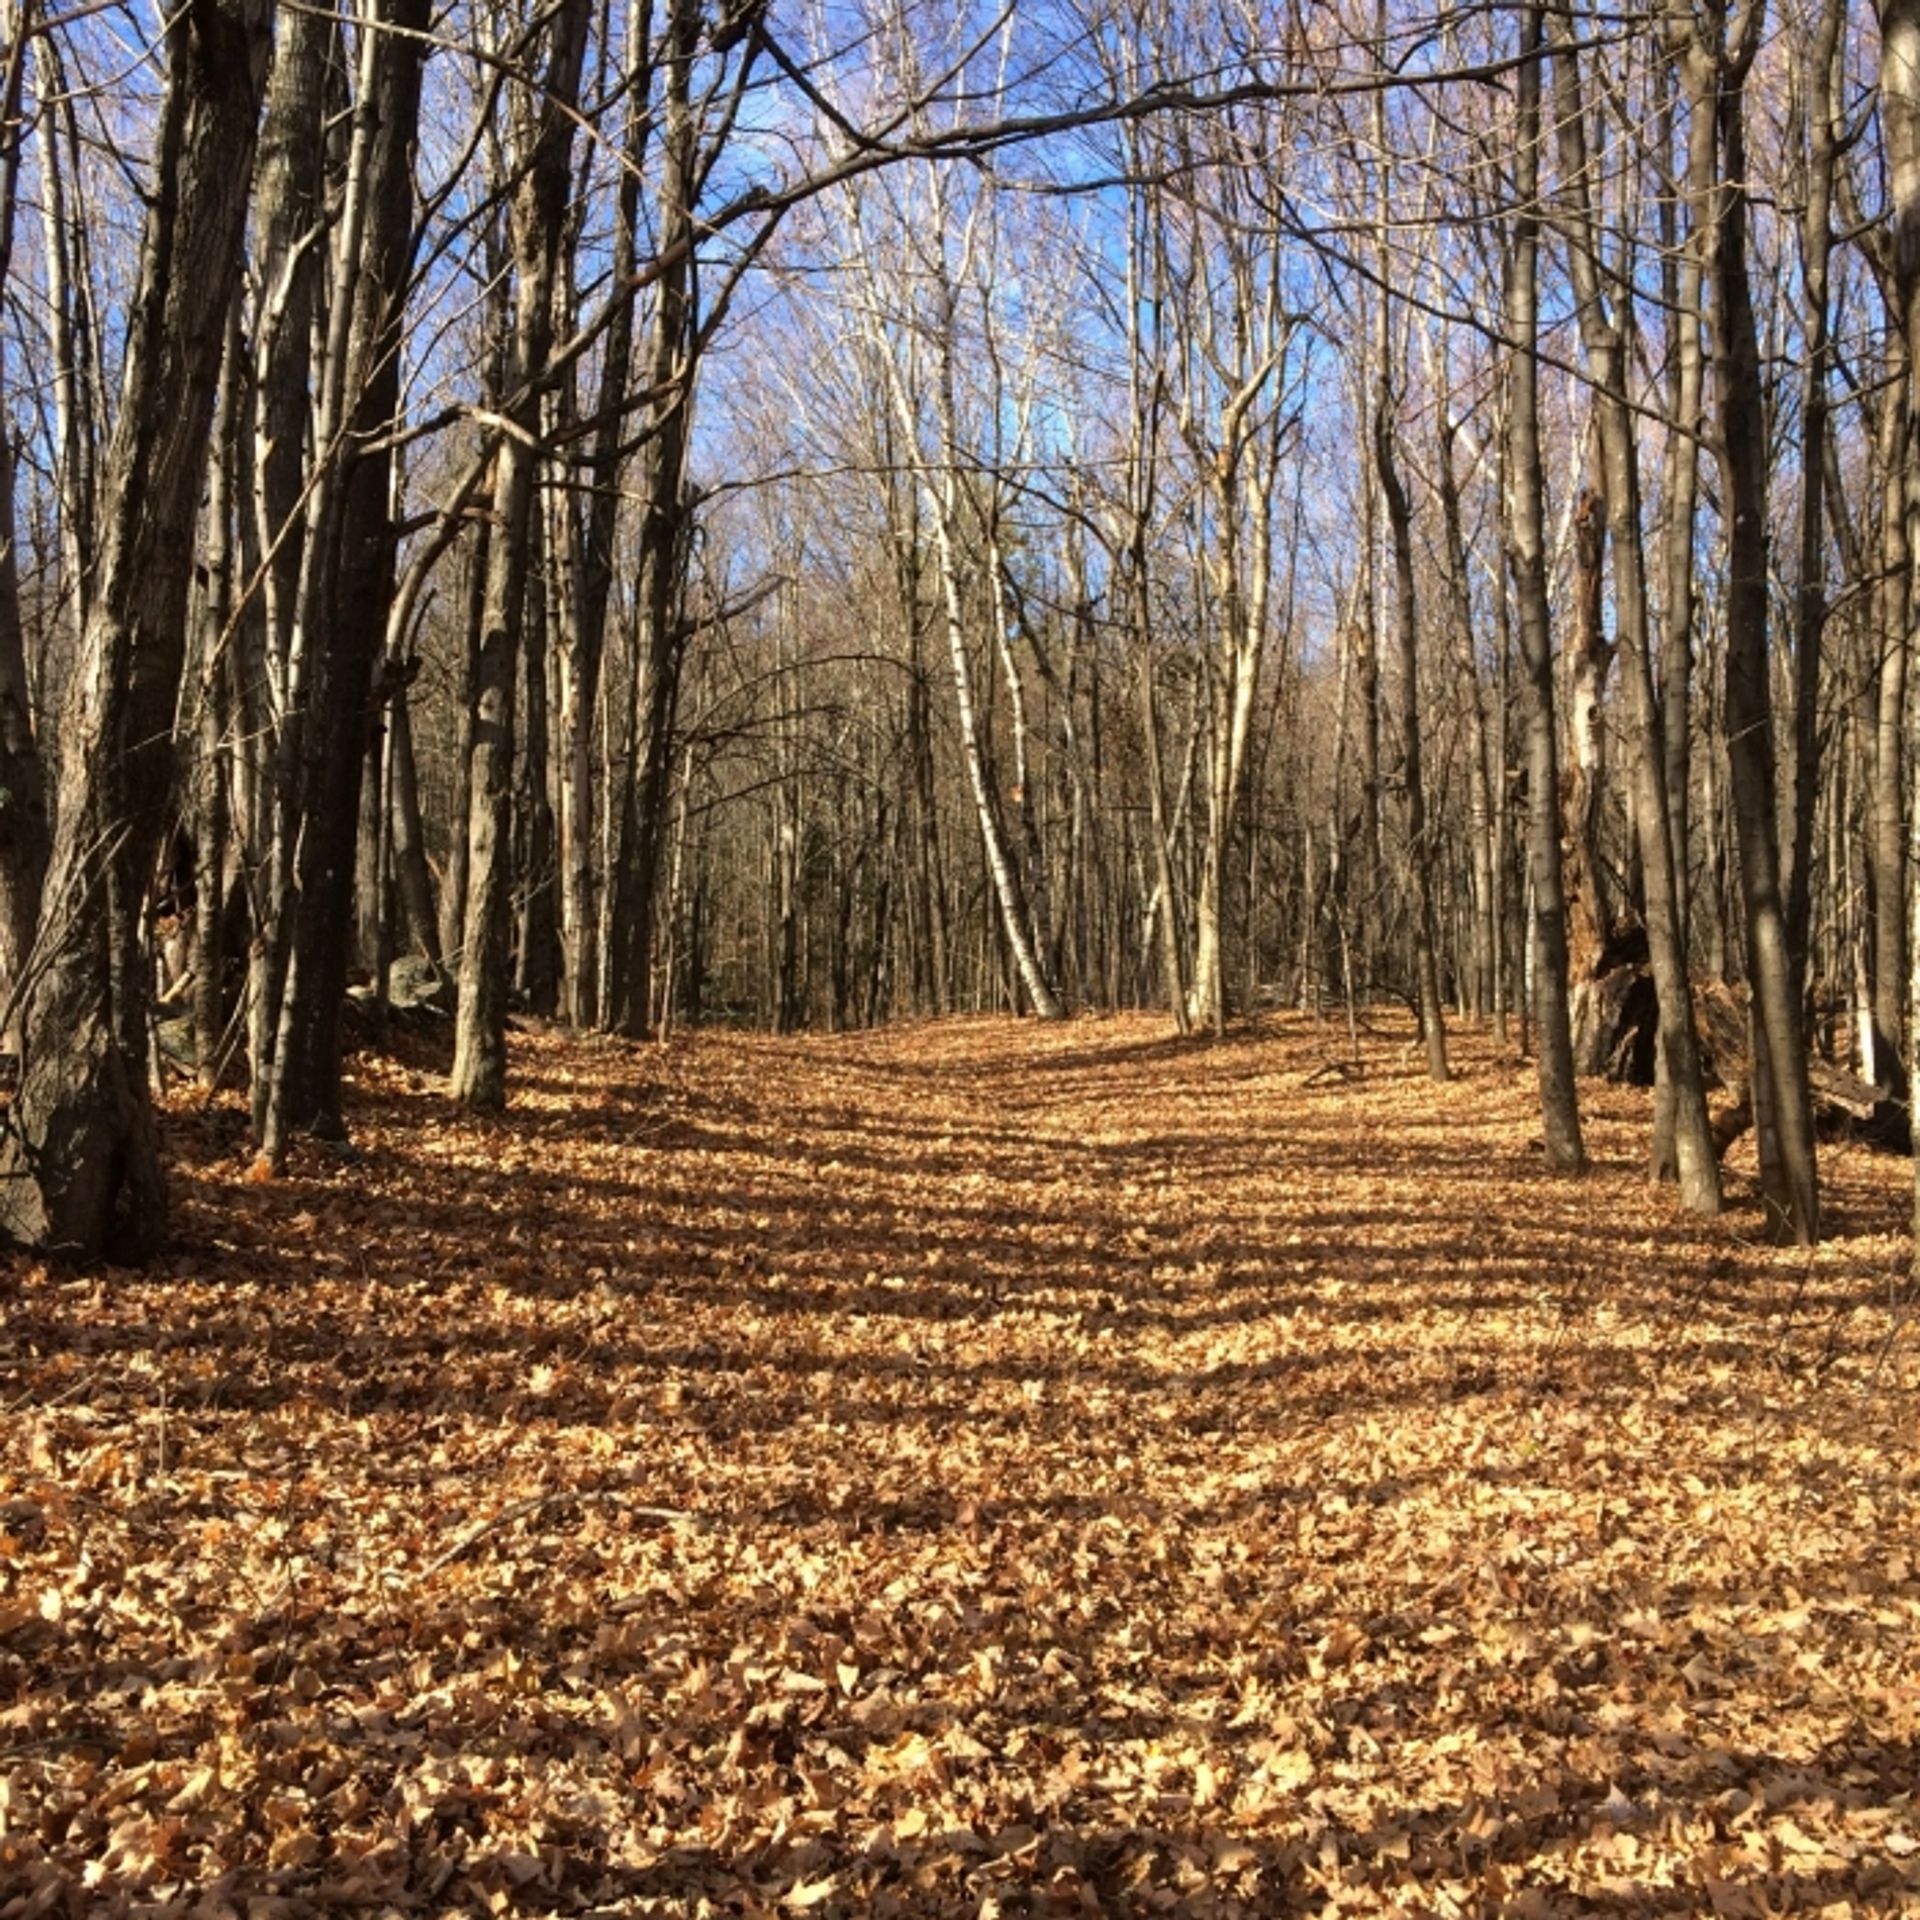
[1,1368,96,1420]
[417,1483,702,1580]
[1301,1059,1361,1088]
[1864,1257,1916,1396]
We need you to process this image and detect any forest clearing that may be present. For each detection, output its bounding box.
[2,1013,1916,1916]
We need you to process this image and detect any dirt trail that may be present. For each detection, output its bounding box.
[2,1014,1915,1915]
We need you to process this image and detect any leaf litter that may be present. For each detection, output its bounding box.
[1,1012,1916,1917]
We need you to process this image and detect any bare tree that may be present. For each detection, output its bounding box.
[0,4,48,1017]
[451,0,592,1105]
[1702,0,1817,1240]
[1504,3,1584,1169]
[0,0,272,1256]
[844,155,1064,1020]
[1551,6,1719,1213]
[262,0,433,1154]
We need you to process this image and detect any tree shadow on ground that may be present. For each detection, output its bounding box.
[5,1014,1914,1917]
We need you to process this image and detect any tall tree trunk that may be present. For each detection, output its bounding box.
[0,0,271,1257]
[386,686,439,968]
[1505,5,1584,1168]
[250,0,328,673]
[1492,527,1520,1044]
[34,36,99,627]
[855,168,1063,1022]
[1869,360,1911,1092]
[1118,154,1186,1029]
[561,0,654,1028]
[604,463,693,1038]
[1553,8,1719,1211]
[1189,395,1280,1036]
[1564,488,1615,998]
[517,496,560,1016]
[1139,643,1190,1028]
[1356,582,1384,993]
[606,0,698,1040]
[241,0,329,1139]
[1362,43,1448,1080]
[266,0,430,1152]
[1649,26,1718,1178]
[191,304,244,1084]
[0,13,49,1017]
[1655,35,1715,961]
[441,528,485,969]
[1711,0,1817,1240]
[1374,368,1449,1079]
[451,0,591,1104]
[1879,0,1920,1104]
[1436,408,1496,1024]
[990,526,1059,1006]
[1788,0,1843,1015]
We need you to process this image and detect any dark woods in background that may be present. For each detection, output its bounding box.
[0,0,1912,1257]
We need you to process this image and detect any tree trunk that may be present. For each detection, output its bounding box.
[451,0,591,1104]
[1437,410,1496,1023]
[1505,5,1583,1168]
[1564,487,1615,994]
[855,167,1064,1023]
[1139,644,1190,1028]
[1655,32,1715,959]
[1710,0,1817,1240]
[559,0,654,1029]
[516,495,560,1016]
[240,0,329,1139]
[991,527,1059,1008]
[266,0,431,1151]
[1374,369,1449,1079]
[0,18,49,1025]
[1878,0,1920,1104]
[1553,8,1719,1211]
[441,529,485,970]
[386,686,439,968]
[36,37,100,625]
[0,0,271,1258]
[1787,0,1843,1017]
[605,0,699,1040]
[190,304,244,1085]
[604,483,693,1037]
[925,461,1062,1019]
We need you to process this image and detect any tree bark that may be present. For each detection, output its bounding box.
[451,0,591,1103]
[605,0,699,1040]
[1879,0,1920,1110]
[1564,487,1615,995]
[1654,35,1715,961]
[1710,0,1817,1240]
[190,304,244,1085]
[265,0,430,1151]
[1552,8,1719,1211]
[1505,5,1584,1169]
[1787,0,1843,1019]
[0,13,49,1020]
[517,495,560,1016]
[563,0,654,1029]
[0,0,271,1258]
[1374,367,1449,1079]
[386,685,439,968]
[1436,408,1496,1023]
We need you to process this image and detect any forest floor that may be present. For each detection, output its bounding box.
[2,1012,1917,1919]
